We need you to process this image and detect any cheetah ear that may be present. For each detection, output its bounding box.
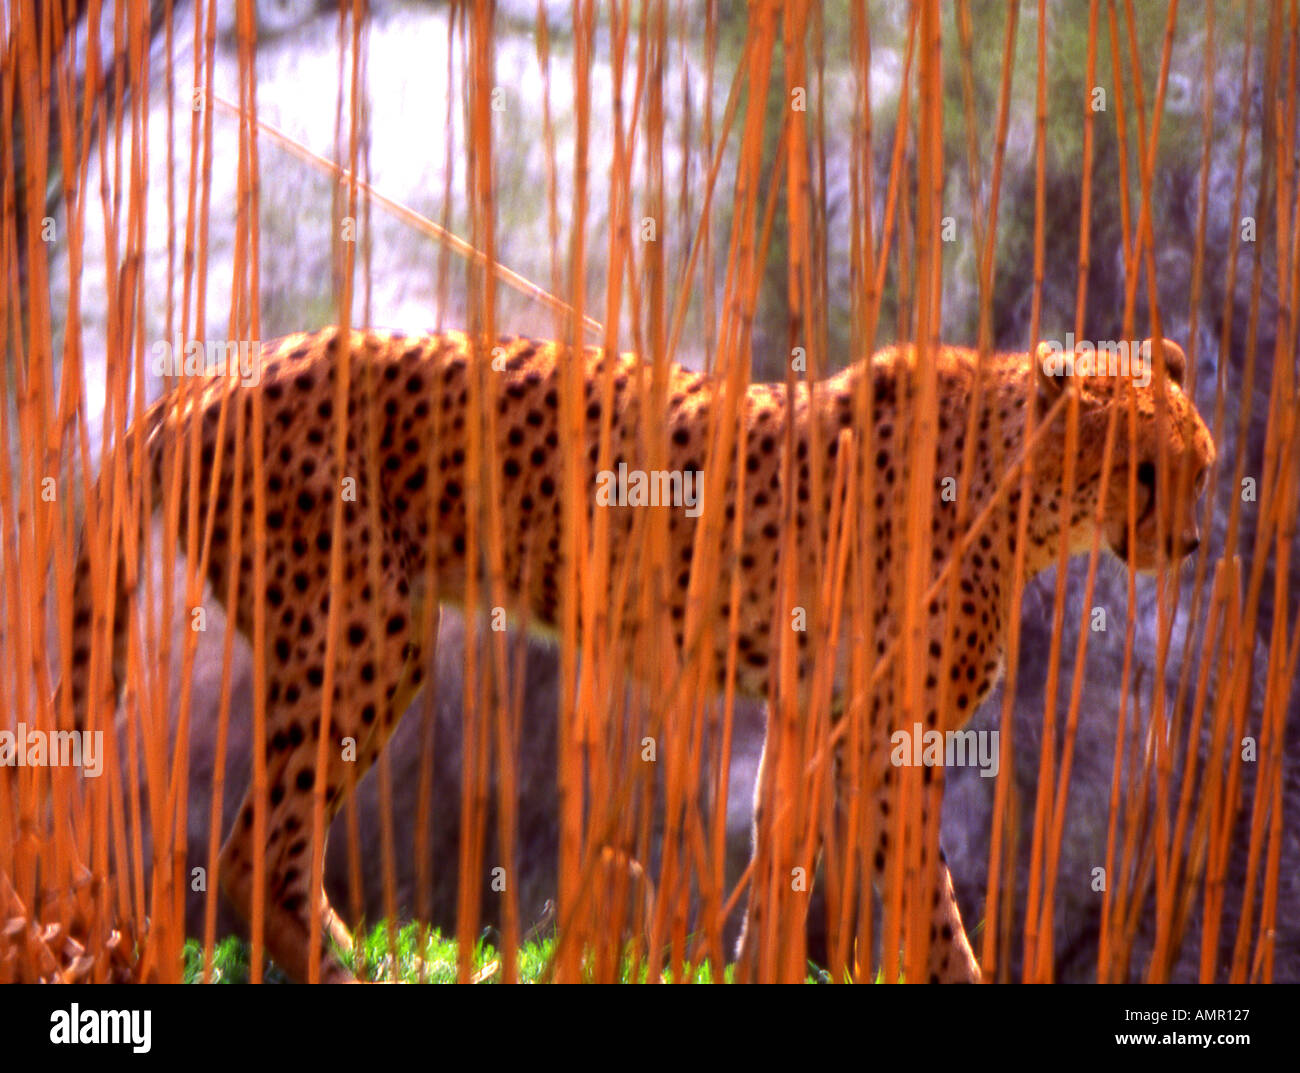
[1034,340,1068,410]
[1145,337,1187,387]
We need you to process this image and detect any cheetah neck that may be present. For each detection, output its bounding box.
[826,347,1100,584]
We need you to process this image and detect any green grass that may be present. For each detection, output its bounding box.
[182,934,294,984]
[182,923,836,983]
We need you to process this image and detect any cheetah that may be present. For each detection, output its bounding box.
[63,328,1215,982]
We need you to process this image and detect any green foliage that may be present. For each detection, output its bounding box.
[182,925,845,983]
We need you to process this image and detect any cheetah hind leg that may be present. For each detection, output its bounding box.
[218,767,360,984]
[732,732,772,980]
[217,581,431,982]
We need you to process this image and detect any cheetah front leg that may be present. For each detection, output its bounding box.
[925,844,981,983]
[862,768,982,983]
[736,725,981,983]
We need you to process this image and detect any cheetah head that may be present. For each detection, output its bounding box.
[1035,336,1216,573]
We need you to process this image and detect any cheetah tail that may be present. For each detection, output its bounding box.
[59,396,173,734]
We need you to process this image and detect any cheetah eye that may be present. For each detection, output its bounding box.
[1135,461,1157,522]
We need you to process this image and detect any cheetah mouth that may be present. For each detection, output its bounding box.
[1109,526,1196,571]
[1109,529,1134,565]
[1108,519,1160,570]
